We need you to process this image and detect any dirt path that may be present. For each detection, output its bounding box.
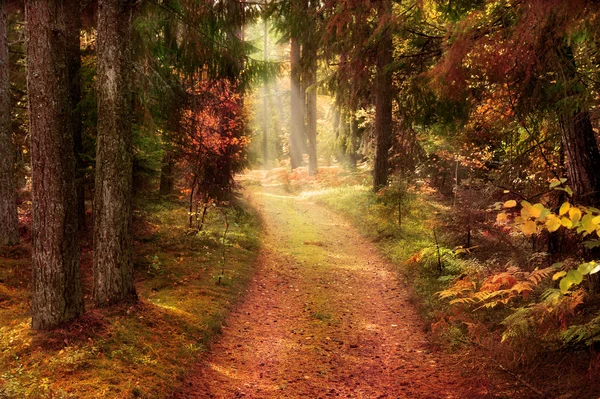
[172,173,489,398]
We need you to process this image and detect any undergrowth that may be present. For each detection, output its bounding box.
[279,165,600,398]
[0,194,260,398]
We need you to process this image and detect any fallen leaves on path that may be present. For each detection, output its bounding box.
[171,173,492,398]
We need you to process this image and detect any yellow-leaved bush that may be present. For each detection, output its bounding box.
[439,181,600,345]
[497,199,600,294]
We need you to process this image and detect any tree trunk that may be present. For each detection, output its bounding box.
[0,4,19,247]
[65,0,86,230]
[555,46,600,206]
[159,150,175,196]
[290,35,303,170]
[372,0,393,191]
[262,9,269,167]
[349,117,358,170]
[306,47,318,176]
[560,110,600,206]
[26,0,83,329]
[93,0,137,306]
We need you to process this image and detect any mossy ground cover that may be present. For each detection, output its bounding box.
[0,194,260,398]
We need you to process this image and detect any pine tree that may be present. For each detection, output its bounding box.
[26,0,84,329]
[290,33,304,170]
[0,2,19,247]
[304,0,319,176]
[373,0,393,190]
[93,0,137,306]
[65,0,86,229]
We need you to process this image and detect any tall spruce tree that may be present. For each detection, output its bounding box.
[93,0,137,306]
[290,33,304,170]
[26,0,84,329]
[65,0,86,229]
[304,0,319,176]
[372,0,393,190]
[0,2,19,247]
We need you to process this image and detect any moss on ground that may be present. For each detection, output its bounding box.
[0,194,260,398]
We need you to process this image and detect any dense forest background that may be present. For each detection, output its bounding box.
[2,0,600,397]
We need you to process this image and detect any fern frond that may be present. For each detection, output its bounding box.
[527,267,554,285]
[449,297,477,305]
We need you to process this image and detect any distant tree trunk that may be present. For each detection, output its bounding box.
[306,47,318,176]
[26,0,83,329]
[290,35,303,170]
[349,117,358,170]
[333,104,340,141]
[340,112,350,164]
[65,0,86,230]
[93,0,137,306]
[0,4,19,247]
[159,151,175,196]
[262,12,269,167]
[333,90,346,165]
[372,0,393,191]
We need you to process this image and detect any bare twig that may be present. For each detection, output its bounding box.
[217,207,229,285]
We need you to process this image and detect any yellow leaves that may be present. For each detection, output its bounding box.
[559,270,583,293]
[550,178,568,188]
[569,207,582,226]
[530,204,546,219]
[520,201,533,218]
[554,262,600,294]
[577,262,598,275]
[545,214,561,233]
[521,201,548,220]
[581,214,596,234]
[496,212,508,222]
[520,220,537,236]
[498,198,600,239]
[552,271,567,281]
[560,217,572,228]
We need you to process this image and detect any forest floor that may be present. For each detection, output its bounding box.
[0,194,261,398]
[172,170,498,399]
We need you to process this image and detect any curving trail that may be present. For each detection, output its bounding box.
[172,171,490,399]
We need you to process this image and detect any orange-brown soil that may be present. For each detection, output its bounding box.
[172,174,492,398]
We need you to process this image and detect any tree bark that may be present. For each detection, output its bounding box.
[65,0,86,230]
[262,10,269,167]
[305,38,318,176]
[372,0,393,191]
[26,0,84,329]
[159,150,175,196]
[290,35,303,170]
[0,4,19,247]
[349,117,358,170]
[560,110,600,205]
[557,46,600,206]
[93,0,137,306]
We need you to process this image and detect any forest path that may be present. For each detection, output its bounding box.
[172,171,487,399]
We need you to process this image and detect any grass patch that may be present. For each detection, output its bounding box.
[312,183,459,320]
[0,194,260,398]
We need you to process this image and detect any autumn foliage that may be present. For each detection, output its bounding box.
[178,78,248,204]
